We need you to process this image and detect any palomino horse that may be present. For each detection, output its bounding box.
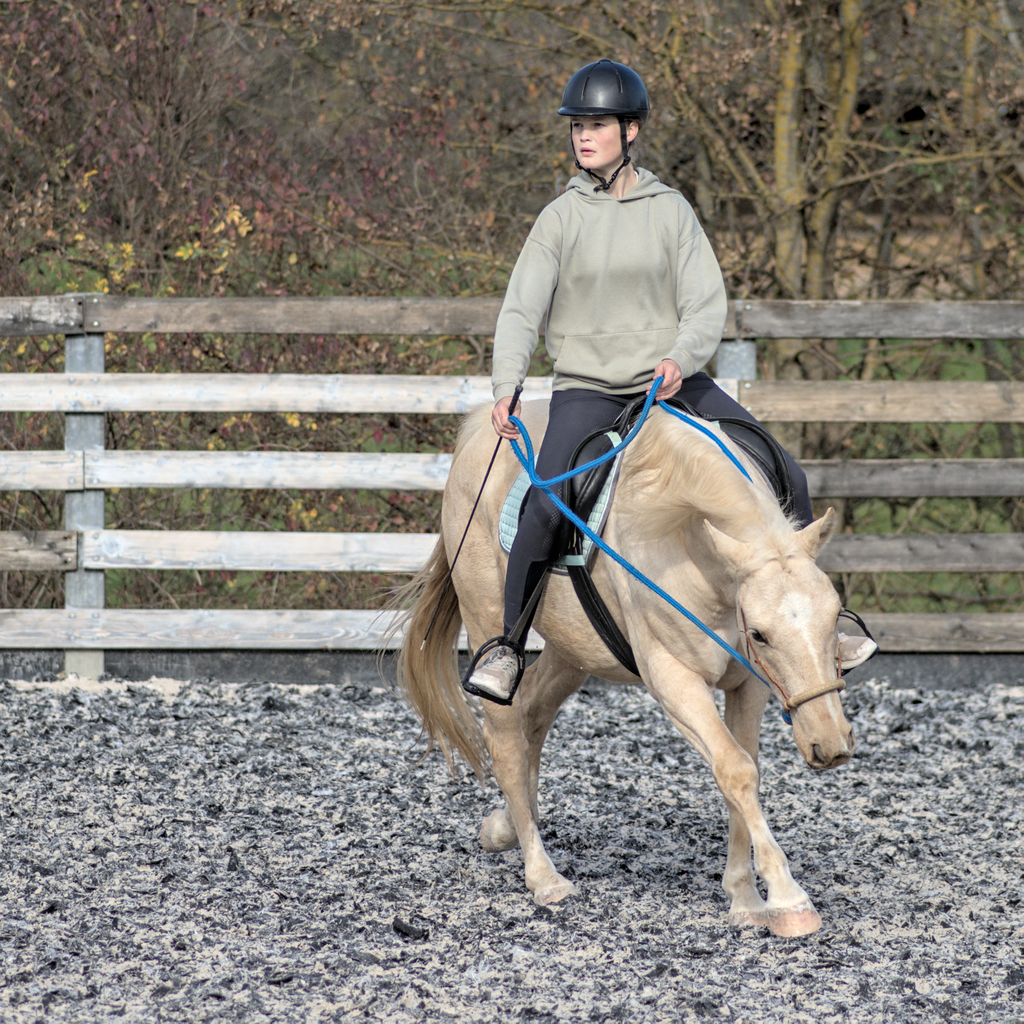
[398,400,854,937]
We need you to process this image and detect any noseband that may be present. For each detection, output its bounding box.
[739,608,845,716]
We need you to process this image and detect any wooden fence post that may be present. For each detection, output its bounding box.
[64,297,105,679]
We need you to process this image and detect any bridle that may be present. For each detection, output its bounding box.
[739,608,845,717]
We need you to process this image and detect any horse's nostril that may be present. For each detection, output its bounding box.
[811,743,826,765]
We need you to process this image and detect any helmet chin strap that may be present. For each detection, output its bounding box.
[571,117,632,193]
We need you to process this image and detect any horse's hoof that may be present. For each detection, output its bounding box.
[728,909,770,929]
[767,902,822,937]
[533,879,576,906]
[479,810,519,852]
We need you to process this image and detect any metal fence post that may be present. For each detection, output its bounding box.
[715,339,758,381]
[64,298,105,679]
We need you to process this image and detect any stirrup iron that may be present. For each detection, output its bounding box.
[461,636,526,706]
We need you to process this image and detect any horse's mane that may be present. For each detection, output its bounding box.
[618,408,796,545]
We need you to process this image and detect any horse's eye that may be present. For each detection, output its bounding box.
[749,629,768,645]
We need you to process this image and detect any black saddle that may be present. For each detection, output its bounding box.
[559,393,798,556]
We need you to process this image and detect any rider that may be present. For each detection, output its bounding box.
[464,59,875,704]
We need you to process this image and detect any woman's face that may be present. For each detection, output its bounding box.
[570,116,639,179]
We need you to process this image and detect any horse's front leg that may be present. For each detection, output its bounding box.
[646,652,822,937]
[481,648,585,906]
[720,675,772,929]
[719,675,821,934]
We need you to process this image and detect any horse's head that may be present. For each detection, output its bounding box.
[705,509,855,770]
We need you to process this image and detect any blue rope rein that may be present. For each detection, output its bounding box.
[659,403,754,484]
[507,380,780,704]
[510,379,661,489]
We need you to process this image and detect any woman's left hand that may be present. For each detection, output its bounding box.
[648,359,683,400]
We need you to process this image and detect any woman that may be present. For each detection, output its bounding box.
[464,59,874,704]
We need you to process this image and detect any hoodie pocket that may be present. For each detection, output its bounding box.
[553,328,678,389]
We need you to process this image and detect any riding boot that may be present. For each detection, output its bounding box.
[837,609,878,671]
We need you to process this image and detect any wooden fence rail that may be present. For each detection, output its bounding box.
[2,294,1022,677]
[6,527,1024,575]
[6,294,1024,339]
[5,450,1023,496]
[2,374,1023,420]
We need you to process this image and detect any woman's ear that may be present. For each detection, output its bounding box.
[626,120,640,145]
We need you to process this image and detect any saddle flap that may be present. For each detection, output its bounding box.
[568,429,615,511]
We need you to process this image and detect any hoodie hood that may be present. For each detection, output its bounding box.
[564,166,677,202]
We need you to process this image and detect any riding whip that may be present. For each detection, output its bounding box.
[419,384,523,649]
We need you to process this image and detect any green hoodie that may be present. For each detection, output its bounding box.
[491,167,727,401]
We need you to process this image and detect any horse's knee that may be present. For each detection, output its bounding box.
[713,751,760,805]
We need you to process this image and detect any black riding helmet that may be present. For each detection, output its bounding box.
[558,59,650,192]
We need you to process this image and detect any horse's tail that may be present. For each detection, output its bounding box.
[392,536,489,780]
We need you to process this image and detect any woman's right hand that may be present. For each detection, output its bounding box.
[491,395,522,438]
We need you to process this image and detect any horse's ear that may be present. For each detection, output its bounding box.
[704,520,754,577]
[796,507,836,559]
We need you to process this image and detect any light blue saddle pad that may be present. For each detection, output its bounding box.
[498,446,624,568]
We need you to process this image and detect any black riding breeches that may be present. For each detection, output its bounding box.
[501,373,812,638]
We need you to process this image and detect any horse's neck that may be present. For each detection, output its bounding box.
[609,512,739,621]
[612,419,791,602]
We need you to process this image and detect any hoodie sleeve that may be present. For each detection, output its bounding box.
[490,213,562,401]
[665,221,728,379]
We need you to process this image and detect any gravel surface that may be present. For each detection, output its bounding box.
[0,672,1021,1023]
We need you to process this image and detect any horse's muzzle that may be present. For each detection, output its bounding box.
[808,727,855,770]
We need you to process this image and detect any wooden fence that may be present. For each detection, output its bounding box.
[2,294,1023,678]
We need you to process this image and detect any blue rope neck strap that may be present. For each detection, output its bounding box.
[507,380,788,719]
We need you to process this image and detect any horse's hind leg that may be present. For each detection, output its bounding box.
[480,645,580,851]
[481,646,586,905]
